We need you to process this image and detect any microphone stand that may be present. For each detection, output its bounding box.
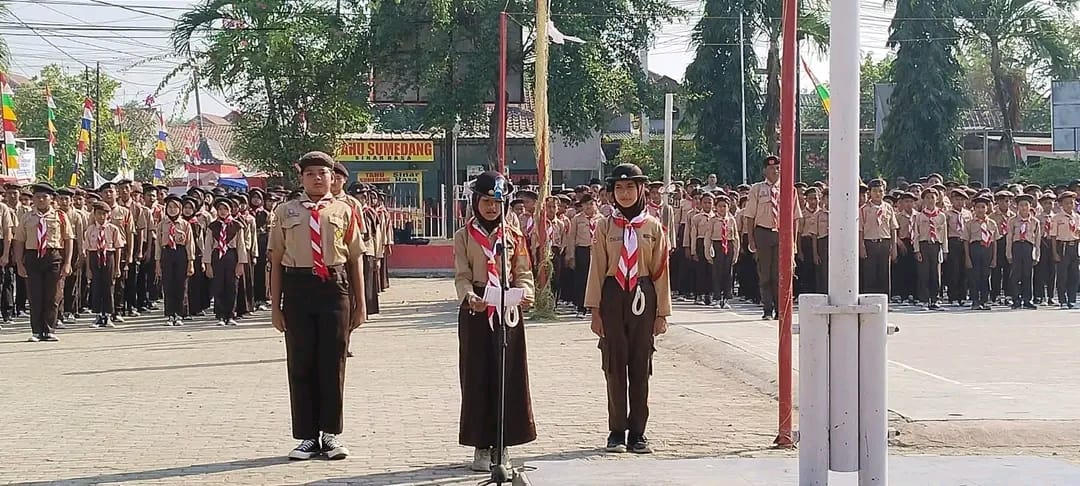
[485,181,515,485]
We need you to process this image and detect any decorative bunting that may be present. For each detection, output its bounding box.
[1,73,18,172]
[113,106,133,180]
[71,97,93,187]
[153,111,167,185]
[46,86,56,182]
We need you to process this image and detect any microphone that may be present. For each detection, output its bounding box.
[494,176,506,201]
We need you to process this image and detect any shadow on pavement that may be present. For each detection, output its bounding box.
[13,456,288,485]
[63,358,286,376]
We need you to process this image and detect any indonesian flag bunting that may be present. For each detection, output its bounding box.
[153,111,167,185]
[71,97,93,186]
[46,86,56,182]
[1,73,18,172]
[113,106,133,180]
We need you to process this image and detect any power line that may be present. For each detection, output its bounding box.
[7,10,89,68]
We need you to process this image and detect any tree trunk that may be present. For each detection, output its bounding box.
[989,42,1016,166]
[764,33,781,155]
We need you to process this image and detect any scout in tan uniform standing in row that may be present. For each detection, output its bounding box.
[14,183,74,342]
[1050,192,1080,308]
[1007,194,1041,309]
[586,163,670,455]
[961,195,997,310]
[204,198,248,326]
[914,188,948,310]
[270,151,366,461]
[688,192,715,305]
[744,155,801,320]
[565,193,601,318]
[705,193,739,309]
[859,179,898,296]
[85,201,125,328]
[812,188,831,294]
[156,195,196,326]
[58,187,88,326]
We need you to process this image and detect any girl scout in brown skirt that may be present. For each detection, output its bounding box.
[452,171,536,472]
[156,195,196,326]
[585,163,671,455]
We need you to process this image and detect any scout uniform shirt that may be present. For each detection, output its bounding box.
[681,205,698,249]
[452,220,535,303]
[946,208,971,239]
[705,212,740,261]
[62,207,88,251]
[1049,210,1080,242]
[156,217,198,262]
[815,209,830,239]
[15,207,75,251]
[203,217,251,266]
[361,207,379,257]
[531,215,565,255]
[567,212,601,248]
[800,209,818,239]
[84,221,126,255]
[688,210,713,257]
[584,213,672,316]
[744,180,804,231]
[108,203,136,263]
[896,210,915,241]
[859,201,898,240]
[268,195,361,269]
[336,194,370,255]
[961,216,999,247]
[1006,214,1042,261]
[914,209,949,254]
[0,203,14,243]
[988,209,1014,242]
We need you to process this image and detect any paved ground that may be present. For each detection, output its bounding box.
[673,296,1080,460]
[0,279,781,486]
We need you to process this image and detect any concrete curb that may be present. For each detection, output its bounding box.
[389,268,453,278]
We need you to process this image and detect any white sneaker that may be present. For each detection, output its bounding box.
[226,319,239,326]
[469,447,491,472]
[112,314,125,323]
[163,317,175,326]
[495,447,510,467]
[216,320,227,326]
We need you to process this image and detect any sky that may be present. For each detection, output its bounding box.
[5,0,901,120]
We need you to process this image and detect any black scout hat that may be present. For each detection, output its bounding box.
[298,151,335,171]
[763,155,780,167]
[471,171,514,198]
[1015,194,1035,204]
[30,182,57,196]
[606,163,649,185]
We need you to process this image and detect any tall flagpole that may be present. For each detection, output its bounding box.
[739,9,748,184]
[775,0,798,449]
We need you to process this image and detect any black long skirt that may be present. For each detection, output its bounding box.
[458,290,536,449]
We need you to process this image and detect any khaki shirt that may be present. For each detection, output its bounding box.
[567,212,601,248]
[14,208,74,250]
[108,204,135,262]
[62,207,88,250]
[815,209,830,238]
[1040,211,1055,243]
[896,211,916,240]
[336,193,370,255]
[988,211,1014,241]
[961,217,999,245]
[1006,215,1041,261]
[1049,211,1080,241]
[675,198,694,227]
[914,210,949,252]
[268,195,360,268]
[0,203,14,241]
[688,211,713,256]
[680,208,698,247]
[800,209,818,237]
[946,208,970,239]
[83,222,126,252]
[204,218,250,265]
[584,215,672,316]
[860,202,898,240]
[744,180,802,230]
[705,214,740,261]
[531,216,566,251]
[156,218,197,262]
[452,220,534,303]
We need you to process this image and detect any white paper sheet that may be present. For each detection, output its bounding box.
[483,286,524,307]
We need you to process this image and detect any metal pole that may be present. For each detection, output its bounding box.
[664,93,676,248]
[192,63,206,143]
[983,129,990,187]
[776,0,797,449]
[858,294,889,485]
[441,183,448,239]
[93,62,101,183]
[739,9,748,184]
[451,117,460,230]
[640,47,650,143]
[798,294,830,486]
[829,0,862,472]
[497,13,508,174]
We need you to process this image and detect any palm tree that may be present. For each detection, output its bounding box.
[0,1,10,70]
[956,0,1080,165]
[754,0,830,152]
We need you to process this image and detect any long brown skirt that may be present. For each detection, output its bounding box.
[458,294,536,448]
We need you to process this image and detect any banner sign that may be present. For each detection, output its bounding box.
[357,170,423,184]
[336,140,434,162]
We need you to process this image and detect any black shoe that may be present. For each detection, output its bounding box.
[26,334,41,342]
[321,433,349,460]
[628,434,653,454]
[288,438,322,460]
[1048,299,1058,306]
[1023,302,1038,310]
[1011,303,1022,310]
[41,333,59,342]
[761,312,771,320]
[605,431,627,453]
[346,350,354,358]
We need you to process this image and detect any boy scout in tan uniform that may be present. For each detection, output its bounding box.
[989,192,1016,304]
[269,151,365,461]
[744,155,801,320]
[944,190,972,305]
[1036,192,1058,304]
[914,188,949,309]
[14,183,74,342]
[0,200,14,327]
[813,190,830,294]
[100,182,135,321]
[705,194,739,309]
[86,201,126,327]
[1006,194,1041,309]
[961,195,997,310]
[688,192,715,304]
[859,179,898,296]
[565,194,601,317]
[893,192,918,303]
[585,163,671,455]
[1049,192,1080,308]
[58,188,87,325]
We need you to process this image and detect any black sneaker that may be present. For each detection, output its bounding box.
[26,334,41,342]
[628,434,653,454]
[42,334,59,342]
[1023,302,1038,310]
[321,433,349,460]
[605,431,627,453]
[288,438,322,460]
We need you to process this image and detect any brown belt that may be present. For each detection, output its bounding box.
[284,265,347,275]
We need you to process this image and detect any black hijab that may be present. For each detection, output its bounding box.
[471,171,513,232]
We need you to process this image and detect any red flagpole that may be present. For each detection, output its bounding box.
[775,0,797,449]
[497,12,508,174]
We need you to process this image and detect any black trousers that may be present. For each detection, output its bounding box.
[235,262,254,316]
[673,223,686,294]
[25,249,63,336]
[62,250,83,316]
[598,277,657,436]
[15,272,26,314]
[363,255,380,315]
[255,234,269,303]
[210,249,239,320]
[161,246,190,317]
[693,239,712,302]
[1057,242,1079,304]
[283,268,351,440]
[121,261,139,313]
[944,237,967,302]
[917,242,943,304]
[711,240,735,300]
[893,238,916,301]
[738,235,760,302]
[1,250,14,319]
[137,256,155,309]
[573,246,590,312]
[188,256,208,315]
[815,237,829,293]
[754,226,780,314]
[991,236,1013,301]
[861,239,892,295]
[796,235,816,295]
[1036,241,1056,301]
[1010,241,1036,304]
[967,243,993,305]
[89,251,115,314]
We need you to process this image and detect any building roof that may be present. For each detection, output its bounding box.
[168,122,237,160]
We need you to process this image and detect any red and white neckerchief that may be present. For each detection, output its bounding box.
[924,208,940,243]
[770,183,780,228]
[720,217,730,255]
[1044,215,1052,235]
[1019,217,1031,242]
[466,220,515,329]
[524,216,534,235]
[217,216,232,258]
[1068,213,1077,236]
[952,209,964,233]
[587,217,597,240]
[647,202,662,218]
[301,197,333,281]
[152,206,162,225]
[612,210,647,292]
[874,204,884,226]
[998,214,1009,237]
[908,212,916,240]
[97,225,108,266]
[36,212,48,257]
[978,218,992,247]
[167,219,178,249]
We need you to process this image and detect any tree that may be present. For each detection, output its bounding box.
[169,0,372,173]
[368,0,683,165]
[684,0,765,184]
[1012,157,1080,187]
[610,137,698,181]
[0,1,10,71]
[958,46,1053,132]
[956,0,1080,165]
[878,0,966,180]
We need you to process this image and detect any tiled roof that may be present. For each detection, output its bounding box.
[168,122,237,159]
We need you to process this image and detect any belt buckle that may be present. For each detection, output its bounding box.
[311,267,319,276]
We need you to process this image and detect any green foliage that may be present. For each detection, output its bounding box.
[958,46,1052,132]
[611,137,698,181]
[170,0,372,173]
[1012,157,1080,187]
[878,0,966,180]
[684,0,765,184]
